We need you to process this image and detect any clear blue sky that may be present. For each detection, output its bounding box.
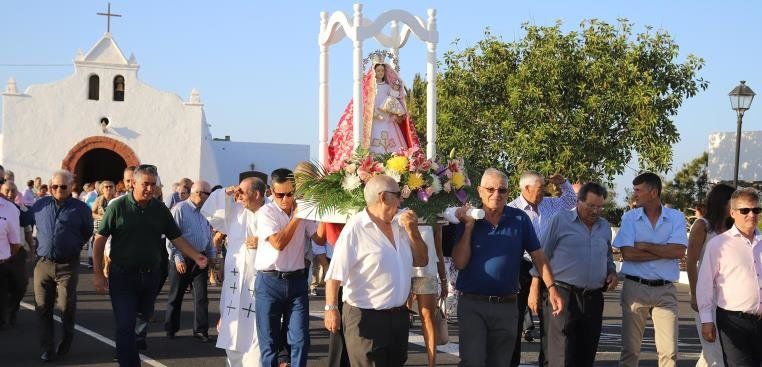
[1,1,761,202]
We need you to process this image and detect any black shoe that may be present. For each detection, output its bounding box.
[40,350,55,362]
[193,332,210,343]
[136,339,148,350]
[166,331,176,339]
[56,338,72,356]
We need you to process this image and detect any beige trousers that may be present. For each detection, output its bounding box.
[619,278,679,367]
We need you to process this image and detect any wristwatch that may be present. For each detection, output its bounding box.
[324,304,339,311]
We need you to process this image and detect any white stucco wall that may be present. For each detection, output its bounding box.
[707,131,762,183]
[210,140,310,186]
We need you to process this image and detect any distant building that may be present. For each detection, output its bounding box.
[1,32,308,187]
[707,131,762,186]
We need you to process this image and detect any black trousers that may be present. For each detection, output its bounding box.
[33,257,79,353]
[327,286,350,367]
[0,248,28,327]
[716,307,762,366]
[544,284,604,367]
[512,259,546,367]
[343,303,409,367]
[164,260,209,335]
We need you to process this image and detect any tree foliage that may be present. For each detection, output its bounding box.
[662,152,708,214]
[407,19,707,188]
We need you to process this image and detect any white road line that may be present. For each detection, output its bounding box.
[20,301,168,367]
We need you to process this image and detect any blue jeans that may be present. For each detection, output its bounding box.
[109,264,160,367]
[255,271,309,367]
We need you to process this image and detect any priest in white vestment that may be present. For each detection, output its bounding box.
[201,177,268,367]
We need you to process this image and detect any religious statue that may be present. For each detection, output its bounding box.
[327,50,421,171]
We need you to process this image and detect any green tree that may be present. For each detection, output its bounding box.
[407,20,707,188]
[662,152,708,214]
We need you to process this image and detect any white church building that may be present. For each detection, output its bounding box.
[1,32,308,188]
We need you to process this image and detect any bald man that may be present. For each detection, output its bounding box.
[165,180,216,341]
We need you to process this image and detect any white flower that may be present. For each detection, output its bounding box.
[341,174,362,192]
[429,174,442,194]
[430,162,440,171]
[443,182,452,193]
[344,163,358,174]
[387,170,402,183]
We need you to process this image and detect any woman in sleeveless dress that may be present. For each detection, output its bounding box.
[686,183,735,367]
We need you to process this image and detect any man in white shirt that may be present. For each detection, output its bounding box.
[697,187,762,365]
[324,174,429,367]
[255,168,325,367]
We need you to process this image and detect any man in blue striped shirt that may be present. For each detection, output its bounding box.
[165,180,216,341]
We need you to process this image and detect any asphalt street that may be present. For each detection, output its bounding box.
[0,259,706,367]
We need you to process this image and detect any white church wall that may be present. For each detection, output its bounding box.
[707,131,762,183]
[211,140,309,186]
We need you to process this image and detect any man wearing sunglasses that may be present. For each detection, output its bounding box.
[613,172,688,367]
[696,187,762,365]
[29,170,93,362]
[254,168,325,367]
[452,168,563,367]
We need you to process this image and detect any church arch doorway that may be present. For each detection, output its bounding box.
[61,136,140,186]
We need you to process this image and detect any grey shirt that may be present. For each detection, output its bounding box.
[167,199,215,263]
[531,208,615,289]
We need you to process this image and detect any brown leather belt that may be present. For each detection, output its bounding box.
[461,293,517,303]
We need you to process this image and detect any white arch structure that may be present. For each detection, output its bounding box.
[318,4,439,164]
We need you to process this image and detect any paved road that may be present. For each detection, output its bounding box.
[0,260,706,366]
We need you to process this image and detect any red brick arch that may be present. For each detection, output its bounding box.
[61,136,139,172]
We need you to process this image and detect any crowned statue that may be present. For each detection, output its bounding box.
[327,50,421,171]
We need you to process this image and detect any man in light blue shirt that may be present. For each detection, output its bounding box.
[165,180,216,342]
[613,172,687,367]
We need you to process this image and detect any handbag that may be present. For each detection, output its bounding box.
[435,299,449,345]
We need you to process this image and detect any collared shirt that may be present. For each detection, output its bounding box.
[456,206,541,295]
[325,209,414,309]
[31,196,93,261]
[0,199,21,260]
[507,180,577,239]
[255,202,317,272]
[168,199,215,263]
[697,226,762,323]
[98,193,182,268]
[612,206,688,281]
[531,208,614,289]
[19,188,35,206]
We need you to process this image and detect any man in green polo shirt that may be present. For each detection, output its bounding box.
[92,165,208,367]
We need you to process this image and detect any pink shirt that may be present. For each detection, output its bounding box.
[697,225,762,323]
[0,199,21,260]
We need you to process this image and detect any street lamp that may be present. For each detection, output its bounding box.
[729,80,755,187]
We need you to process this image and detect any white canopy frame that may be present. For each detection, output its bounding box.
[318,4,439,164]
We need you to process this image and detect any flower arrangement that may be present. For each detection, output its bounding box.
[296,147,474,223]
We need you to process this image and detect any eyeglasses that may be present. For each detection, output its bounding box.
[735,207,762,215]
[103,185,114,189]
[50,184,68,191]
[195,191,211,196]
[273,191,294,199]
[382,191,402,199]
[482,186,509,195]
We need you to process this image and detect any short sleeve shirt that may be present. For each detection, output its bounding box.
[456,206,541,295]
[255,202,317,272]
[612,206,688,281]
[98,193,182,268]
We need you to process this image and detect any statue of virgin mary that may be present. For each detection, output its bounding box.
[327,51,421,171]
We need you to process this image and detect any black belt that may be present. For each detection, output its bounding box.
[39,256,78,264]
[461,293,517,303]
[718,307,762,320]
[362,305,409,313]
[260,268,307,279]
[554,281,604,295]
[625,275,671,287]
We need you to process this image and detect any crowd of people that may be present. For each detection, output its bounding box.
[0,161,760,367]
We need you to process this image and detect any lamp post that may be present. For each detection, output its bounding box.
[729,81,755,187]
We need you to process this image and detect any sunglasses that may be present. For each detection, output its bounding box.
[103,185,114,189]
[482,186,509,195]
[50,184,68,191]
[383,191,402,199]
[735,207,762,215]
[274,191,294,199]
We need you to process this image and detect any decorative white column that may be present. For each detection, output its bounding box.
[425,9,438,160]
[318,12,330,165]
[351,4,364,151]
[388,21,400,71]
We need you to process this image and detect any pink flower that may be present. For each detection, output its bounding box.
[443,182,452,193]
[401,185,412,199]
[425,186,434,196]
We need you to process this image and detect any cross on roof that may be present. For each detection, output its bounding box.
[97,2,122,33]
